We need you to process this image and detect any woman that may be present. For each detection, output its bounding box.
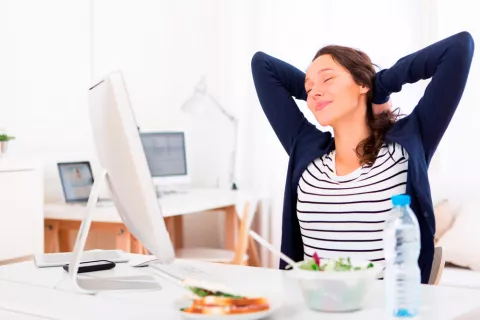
[251,31,474,284]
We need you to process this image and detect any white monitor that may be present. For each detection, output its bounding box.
[140,131,191,188]
[67,71,175,294]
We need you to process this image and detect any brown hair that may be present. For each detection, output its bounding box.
[313,45,399,167]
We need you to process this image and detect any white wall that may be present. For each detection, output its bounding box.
[0,0,91,201]
[92,0,241,191]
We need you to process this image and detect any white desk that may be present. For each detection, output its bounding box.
[0,257,480,320]
[45,188,240,221]
[0,308,47,320]
[43,188,244,255]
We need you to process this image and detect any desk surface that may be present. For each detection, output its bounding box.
[0,256,480,320]
[44,188,239,222]
[0,308,47,320]
[0,157,39,172]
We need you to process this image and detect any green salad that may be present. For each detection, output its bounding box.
[299,253,374,272]
[188,286,243,298]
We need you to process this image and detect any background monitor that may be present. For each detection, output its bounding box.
[57,161,94,202]
[140,131,191,187]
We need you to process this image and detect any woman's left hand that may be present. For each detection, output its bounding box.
[372,98,392,115]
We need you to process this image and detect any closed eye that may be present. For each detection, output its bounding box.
[324,77,333,83]
[306,89,312,94]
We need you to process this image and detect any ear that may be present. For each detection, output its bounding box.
[359,85,370,95]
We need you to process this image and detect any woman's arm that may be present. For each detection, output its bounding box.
[373,31,475,164]
[251,52,317,155]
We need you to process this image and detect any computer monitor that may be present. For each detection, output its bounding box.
[57,161,112,204]
[140,131,191,188]
[57,161,94,203]
[67,71,175,294]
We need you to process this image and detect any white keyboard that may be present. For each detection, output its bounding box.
[150,260,216,282]
[150,261,242,297]
[34,250,129,267]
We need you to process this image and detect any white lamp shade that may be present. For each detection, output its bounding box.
[180,92,205,115]
[180,77,208,115]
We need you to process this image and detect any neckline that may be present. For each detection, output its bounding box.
[331,150,365,181]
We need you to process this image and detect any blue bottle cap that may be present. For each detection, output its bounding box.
[391,194,411,206]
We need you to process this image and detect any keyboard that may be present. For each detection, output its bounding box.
[150,261,244,296]
[34,250,129,267]
[150,260,216,283]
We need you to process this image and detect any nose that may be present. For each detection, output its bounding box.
[312,87,324,98]
[310,81,324,97]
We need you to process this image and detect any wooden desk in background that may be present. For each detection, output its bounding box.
[43,188,260,266]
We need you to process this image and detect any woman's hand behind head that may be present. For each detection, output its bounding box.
[372,98,392,115]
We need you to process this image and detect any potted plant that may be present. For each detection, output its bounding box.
[0,134,15,157]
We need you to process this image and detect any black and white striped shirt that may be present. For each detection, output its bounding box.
[296,142,408,266]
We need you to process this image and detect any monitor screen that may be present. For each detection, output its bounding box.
[57,161,94,202]
[140,132,187,177]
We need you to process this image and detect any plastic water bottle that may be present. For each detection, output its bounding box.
[384,194,421,318]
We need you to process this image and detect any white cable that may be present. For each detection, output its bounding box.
[249,230,297,269]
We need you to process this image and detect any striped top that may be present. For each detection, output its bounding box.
[296,142,408,266]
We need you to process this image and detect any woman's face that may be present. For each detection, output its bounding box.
[305,54,369,127]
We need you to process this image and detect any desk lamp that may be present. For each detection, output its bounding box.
[180,76,239,190]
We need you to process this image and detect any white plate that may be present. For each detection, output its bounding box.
[174,296,279,320]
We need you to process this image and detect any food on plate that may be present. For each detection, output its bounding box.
[299,253,374,272]
[182,278,243,299]
[188,286,243,299]
[181,296,270,315]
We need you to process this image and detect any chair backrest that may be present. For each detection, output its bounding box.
[428,246,445,285]
[231,197,258,265]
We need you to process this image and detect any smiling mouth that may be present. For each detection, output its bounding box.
[315,101,332,111]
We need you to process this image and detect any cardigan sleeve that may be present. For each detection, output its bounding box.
[251,51,318,155]
[374,31,475,163]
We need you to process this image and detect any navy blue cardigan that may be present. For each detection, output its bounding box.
[251,31,474,284]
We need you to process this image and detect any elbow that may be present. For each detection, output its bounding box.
[251,51,269,75]
[252,51,267,65]
[455,31,475,59]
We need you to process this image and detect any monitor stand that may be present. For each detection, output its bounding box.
[62,169,162,295]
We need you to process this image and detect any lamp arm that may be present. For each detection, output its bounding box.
[197,90,239,189]
[206,93,237,123]
[230,118,238,189]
